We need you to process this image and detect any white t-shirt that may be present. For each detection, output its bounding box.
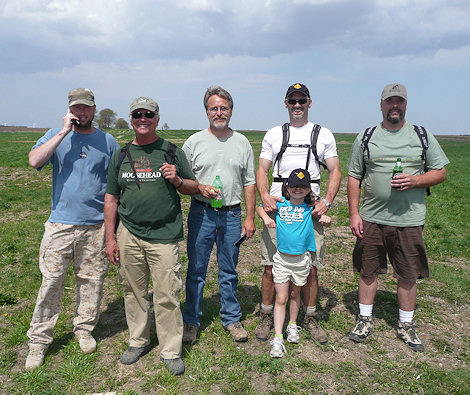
[259,122,338,197]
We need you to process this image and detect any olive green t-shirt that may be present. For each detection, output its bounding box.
[348,122,449,226]
[106,138,195,242]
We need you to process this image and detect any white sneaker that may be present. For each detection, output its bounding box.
[25,344,48,371]
[286,323,301,343]
[269,337,286,358]
[76,332,97,354]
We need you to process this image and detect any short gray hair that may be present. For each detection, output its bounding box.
[203,86,234,110]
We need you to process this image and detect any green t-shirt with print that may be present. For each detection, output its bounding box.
[106,138,195,242]
[348,122,449,227]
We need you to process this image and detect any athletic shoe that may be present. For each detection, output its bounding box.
[397,321,425,352]
[349,315,373,343]
[161,357,185,375]
[121,345,152,365]
[224,322,248,342]
[269,337,286,358]
[286,323,301,343]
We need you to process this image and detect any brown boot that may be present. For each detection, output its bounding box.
[255,309,273,341]
[224,322,248,342]
[303,314,328,345]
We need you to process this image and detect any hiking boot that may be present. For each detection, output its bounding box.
[25,344,48,371]
[269,337,286,358]
[224,322,248,342]
[397,321,425,352]
[121,345,152,365]
[286,323,301,344]
[303,314,328,345]
[255,309,273,341]
[75,332,97,354]
[161,357,185,375]
[182,323,198,345]
[349,315,374,343]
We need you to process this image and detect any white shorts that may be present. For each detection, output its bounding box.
[272,251,312,287]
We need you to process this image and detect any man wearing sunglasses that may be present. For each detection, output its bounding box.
[181,86,256,344]
[25,88,120,370]
[255,83,341,345]
[104,96,198,375]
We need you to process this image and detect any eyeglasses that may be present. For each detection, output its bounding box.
[287,98,308,105]
[208,106,231,114]
[131,111,156,119]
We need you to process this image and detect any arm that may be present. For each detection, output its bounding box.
[104,193,120,266]
[29,110,77,168]
[242,184,256,239]
[312,156,341,217]
[256,205,276,228]
[159,162,199,194]
[390,167,447,191]
[256,157,283,212]
[347,176,363,239]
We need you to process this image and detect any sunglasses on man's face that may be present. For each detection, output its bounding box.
[131,111,156,119]
[287,98,308,105]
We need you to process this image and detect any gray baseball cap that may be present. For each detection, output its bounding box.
[381,83,407,101]
[129,96,159,114]
[68,88,95,107]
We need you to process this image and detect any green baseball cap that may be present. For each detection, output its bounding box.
[68,88,95,107]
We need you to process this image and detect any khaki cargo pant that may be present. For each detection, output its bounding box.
[27,221,108,346]
[117,224,183,359]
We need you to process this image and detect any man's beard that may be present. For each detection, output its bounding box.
[75,120,93,129]
[387,110,403,124]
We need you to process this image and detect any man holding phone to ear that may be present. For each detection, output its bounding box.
[25,88,120,371]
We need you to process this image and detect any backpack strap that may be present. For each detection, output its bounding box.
[273,123,290,178]
[413,125,431,196]
[164,141,177,165]
[117,141,141,189]
[359,126,377,187]
[311,124,326,170]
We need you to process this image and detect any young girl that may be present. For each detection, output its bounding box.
[256,168,331,358]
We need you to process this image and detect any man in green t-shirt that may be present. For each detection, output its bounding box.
[104,97,198,375]
[347,83,449,352]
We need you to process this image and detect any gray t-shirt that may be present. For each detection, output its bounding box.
[348,122,449,226]
[182,129,255,206]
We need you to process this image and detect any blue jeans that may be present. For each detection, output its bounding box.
[183,200,242,328]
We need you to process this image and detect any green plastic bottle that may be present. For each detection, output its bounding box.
[211,175,223,208]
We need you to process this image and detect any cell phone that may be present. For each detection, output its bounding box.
[234,233,247,247]
[71,119,81,126]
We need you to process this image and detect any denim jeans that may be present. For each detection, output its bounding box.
[183,200,242,327]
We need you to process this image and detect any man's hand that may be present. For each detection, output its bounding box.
[349,213,363,239]
[106,239,120,266]
[260,193,283,213]
[242,217,256,239]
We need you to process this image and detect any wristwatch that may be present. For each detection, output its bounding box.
[322,198,332,209]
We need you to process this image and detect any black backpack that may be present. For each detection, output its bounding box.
[360,124,430,195]
[272,123,325,184]
[116,140,177,189]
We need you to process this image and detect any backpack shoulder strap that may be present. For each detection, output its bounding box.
[117,141,141,189]
[359,126,377,186]
[273,123,290,176]
[413,125,431,196]
[164,141,178,165]
[310,124,326,170]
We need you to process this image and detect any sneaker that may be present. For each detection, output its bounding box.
[303,314,328,345]
[224,321,248,342]
[161,357,185,375]
[182,323,198,345]
[349,315,374,343]
[269,337,286,358]
[25,344,48,371]
[286,323,301,343]
[121,345,152,365]
[397,321,425,352]
[255,309,273,341]
[75,332,97,354]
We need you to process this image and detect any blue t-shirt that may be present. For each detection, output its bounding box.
[276,200,316,255]
[33,128,120,225]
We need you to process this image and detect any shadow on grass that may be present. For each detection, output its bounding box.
[343,289,399,327]
[316,286,339,322]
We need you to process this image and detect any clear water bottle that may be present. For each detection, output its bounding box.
[211,175,223,208]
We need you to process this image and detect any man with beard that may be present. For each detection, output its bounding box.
[347,83,449,351]
[26,88,120,370]
[181,86,256,344]
[255,83,341,345]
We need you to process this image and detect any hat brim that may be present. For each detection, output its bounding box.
[69,100,95,107]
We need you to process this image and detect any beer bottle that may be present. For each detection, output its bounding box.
[211,176,223,208]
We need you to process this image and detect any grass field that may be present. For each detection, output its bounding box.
[0,129,469,394]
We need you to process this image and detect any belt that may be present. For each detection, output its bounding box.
[193,199,241,211]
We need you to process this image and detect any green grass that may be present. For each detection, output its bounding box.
[0,130,469,394]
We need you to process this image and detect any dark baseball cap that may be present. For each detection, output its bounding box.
[287,168,311,187]
[285,83,310,98]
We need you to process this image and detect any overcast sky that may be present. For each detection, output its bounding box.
[1,0,469,134]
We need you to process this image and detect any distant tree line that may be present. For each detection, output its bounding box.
[95,108,170,130]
